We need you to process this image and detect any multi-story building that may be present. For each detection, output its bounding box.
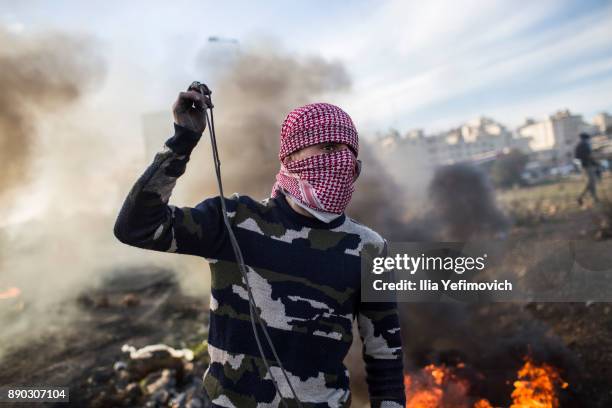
[593,112,612,135]
[378,117,530,168]
[517,109,596,164]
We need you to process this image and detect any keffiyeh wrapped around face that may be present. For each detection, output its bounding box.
[271,103,360,214]
[273,148,358,214]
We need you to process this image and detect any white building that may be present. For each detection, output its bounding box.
[593,112,612,135]
[378,117,530,167]
[517,109,596,164]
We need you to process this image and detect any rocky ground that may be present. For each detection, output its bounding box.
[0,268,213,408]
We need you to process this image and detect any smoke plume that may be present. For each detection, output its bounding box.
[181,49,409,235]
[0,27,108,354]
[425,163,509,240]
[183,51,351,200]
[410,163,509,241]
[0,28,104,209]
[348,145,413,239]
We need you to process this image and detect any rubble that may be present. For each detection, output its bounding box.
[80,270,212,407]
[0,266,213,407]
[121,293,141,307]
[86,342,210,408]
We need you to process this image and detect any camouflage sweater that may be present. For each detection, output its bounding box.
[114,124,406,408]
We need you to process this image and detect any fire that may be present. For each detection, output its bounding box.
[0,287,21,300]
[404,363,477,408]
[510,357,569,408]
[404,364,445,408]
[404,357,568,408]
[473,400,493,408]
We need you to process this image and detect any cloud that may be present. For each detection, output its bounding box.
[305,0,612,133]
[559,56,612,84]
[7,0,611,135]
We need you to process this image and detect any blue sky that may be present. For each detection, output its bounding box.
[3,0,612,134]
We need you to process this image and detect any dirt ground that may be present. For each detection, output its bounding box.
[499,174,612,405]
[0,268,212,407]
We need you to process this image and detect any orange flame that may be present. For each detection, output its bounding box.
[473,400,493,408]
[404,357,568,408]
[0,287,21,300]
[510,357,568,408]
[405,381,443,407]
[404,363,487,408]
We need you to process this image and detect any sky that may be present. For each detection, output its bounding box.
[3,0,612,135]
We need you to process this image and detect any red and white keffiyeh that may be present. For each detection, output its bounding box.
[271,103,360,214]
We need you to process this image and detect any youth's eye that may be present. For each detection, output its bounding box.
[322,143,337,152]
